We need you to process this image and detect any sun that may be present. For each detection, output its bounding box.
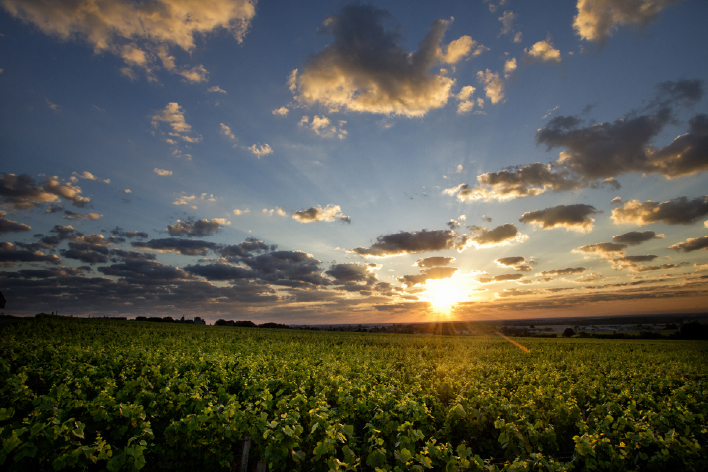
[421,278,470,316]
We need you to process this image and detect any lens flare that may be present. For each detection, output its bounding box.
[421,278,469,315]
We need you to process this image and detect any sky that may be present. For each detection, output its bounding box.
[1,0,707,324]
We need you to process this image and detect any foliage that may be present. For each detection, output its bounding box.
[1,317,707,471]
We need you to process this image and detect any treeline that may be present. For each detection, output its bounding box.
[502,322,708,340]
[134,316,203,324]
[214,319,291,329]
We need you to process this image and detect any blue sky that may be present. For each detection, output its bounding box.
[1,0,707,323]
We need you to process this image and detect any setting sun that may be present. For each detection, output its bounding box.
[421,278,471,315]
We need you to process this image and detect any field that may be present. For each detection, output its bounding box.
[1,317,707,471]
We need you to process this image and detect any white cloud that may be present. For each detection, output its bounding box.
[263,207,287,217]
[477,69,504,104]
[151,102,201,145]
[220,123,236,140]
[207,85,227,94]
[525,37,561,63]
[456,86,477,114]
[272,106,289,116]
[233,208,250,215]
[124,189,131,194]
[173,194,196,205]
[292,204,350,223]
[504,57,517,78]
[2,0,257,82]
[248,143,273,158]
[299,115,347,139]
[154,168,173,176]
[574,0,679,43]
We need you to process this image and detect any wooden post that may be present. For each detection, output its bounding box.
[239,436,251,472]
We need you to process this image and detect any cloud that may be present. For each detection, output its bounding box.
[477,69,504,104]
[415,256,455,268]
[173,194,196,207]
[292,204,350,223]
[110,227,148,239]
[1,0,257,81]
[99,259,192,282]
[503,57,517,78]
[524,37,561,63]
[443,163,579,202]
[262,207,287,217]
[498,10,517,36]
[0,211,31,233]
[575,242,628,255]
[537,267,586,276]
[0,173,90,209]
[233,208,250,216]
[456,86,477,114]
[218,238,274,259]
[495,256,533,271]
[468,223,526,248]
[519,204,600,232]
[477,273,524,283]
[166,218,230,237]
[71,171,109,183]
[290,4,482,117]
[669,236,708,252]
[398,266,458,287]
[151,103,201,143]
[207,85,227,94]
[248,143,273,157]
[326,262,379,285]
[350,229,469,257]
[299,115,347,139]
[0,242,61,265]
[611,196,708,225]
[612,230,664,245]
[154,168,173,176]
[219,123,236,140]
[536,80,704,180]
[272,106,289,116]
[62,210,101,220]
[574,0,680,43]
[132,238,219,256]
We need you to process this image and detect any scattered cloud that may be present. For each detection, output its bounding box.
[233,208,250,216]
[173,194,196,206]
[477,69,504,104]
[456,86,477,114]
[498,10,517,36]
[574,0,680,43]
[574,242,628,255]
[468,223,527,248]
[0,241,61,265]
[207,85,227,94]
[611,196,708,225]
[350,229,470,257]
[415,256,455,268]
[263,207,287,217]
[327,262,379,285]
[292,204,350,223]
[524,36,561,63]
[272,106,289,116]
[495,256,533,271]
[132,238,219,256]
[290,4,483,117]
[669,236,708,252]
[537,267,586,276]
[62,210,101,220]
[166,218,230,237]
[220,123,236,140]
[519,204,600,232]
[299,115,347,139]
[151,103,201,144]
[399,266,458,287]
[154,168,173,176]
[248,143,273,157]
[612,230,664,245]
[0,173,90,209]
[504,58,517,78]
[1,0,257,81]
[478,273,524,283]
[0,211,31,233]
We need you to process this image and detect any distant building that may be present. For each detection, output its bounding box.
[193,317,206,325]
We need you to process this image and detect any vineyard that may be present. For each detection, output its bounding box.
[1,317,707,471]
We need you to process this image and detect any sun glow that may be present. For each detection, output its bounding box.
[421,277,471,315]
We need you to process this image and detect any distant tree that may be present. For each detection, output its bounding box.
[563,328,575,337]
[678,322,708,340]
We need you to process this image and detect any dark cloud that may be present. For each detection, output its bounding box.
[242,251,331,287]
[415,256,455,268]
[478,273,524,283]
[63,210,101,220]
[495,288,535,297]
[468,223,525,247]
[495,256,533,271]
[444,163,580,202]
[184,263,255,281]
[669,236,708,252]
[98,260,193,282]
[0,267,84,278]
[519,204,600,232]
[110,227,149,239]
[132,238,219,256]
[575,242,628,254]
[0,173,90,209]
[166,218,229,237]
[51,224,77,237]
[61,243,110,264]
[45,204,63,214]
[350,229,468,257]
[536,267,586,276]
[649,114,708,177]
[0,242,61,264]
[611,196,708,225]
[291,4,483,117]
[632,263,689,272]
[292,205,350,224]
[109,249,157,261]
[219,238,274,258]
[612,230,664,245]
[326,262,378,285]
[0,211,31,233]
[398,266,458,287]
